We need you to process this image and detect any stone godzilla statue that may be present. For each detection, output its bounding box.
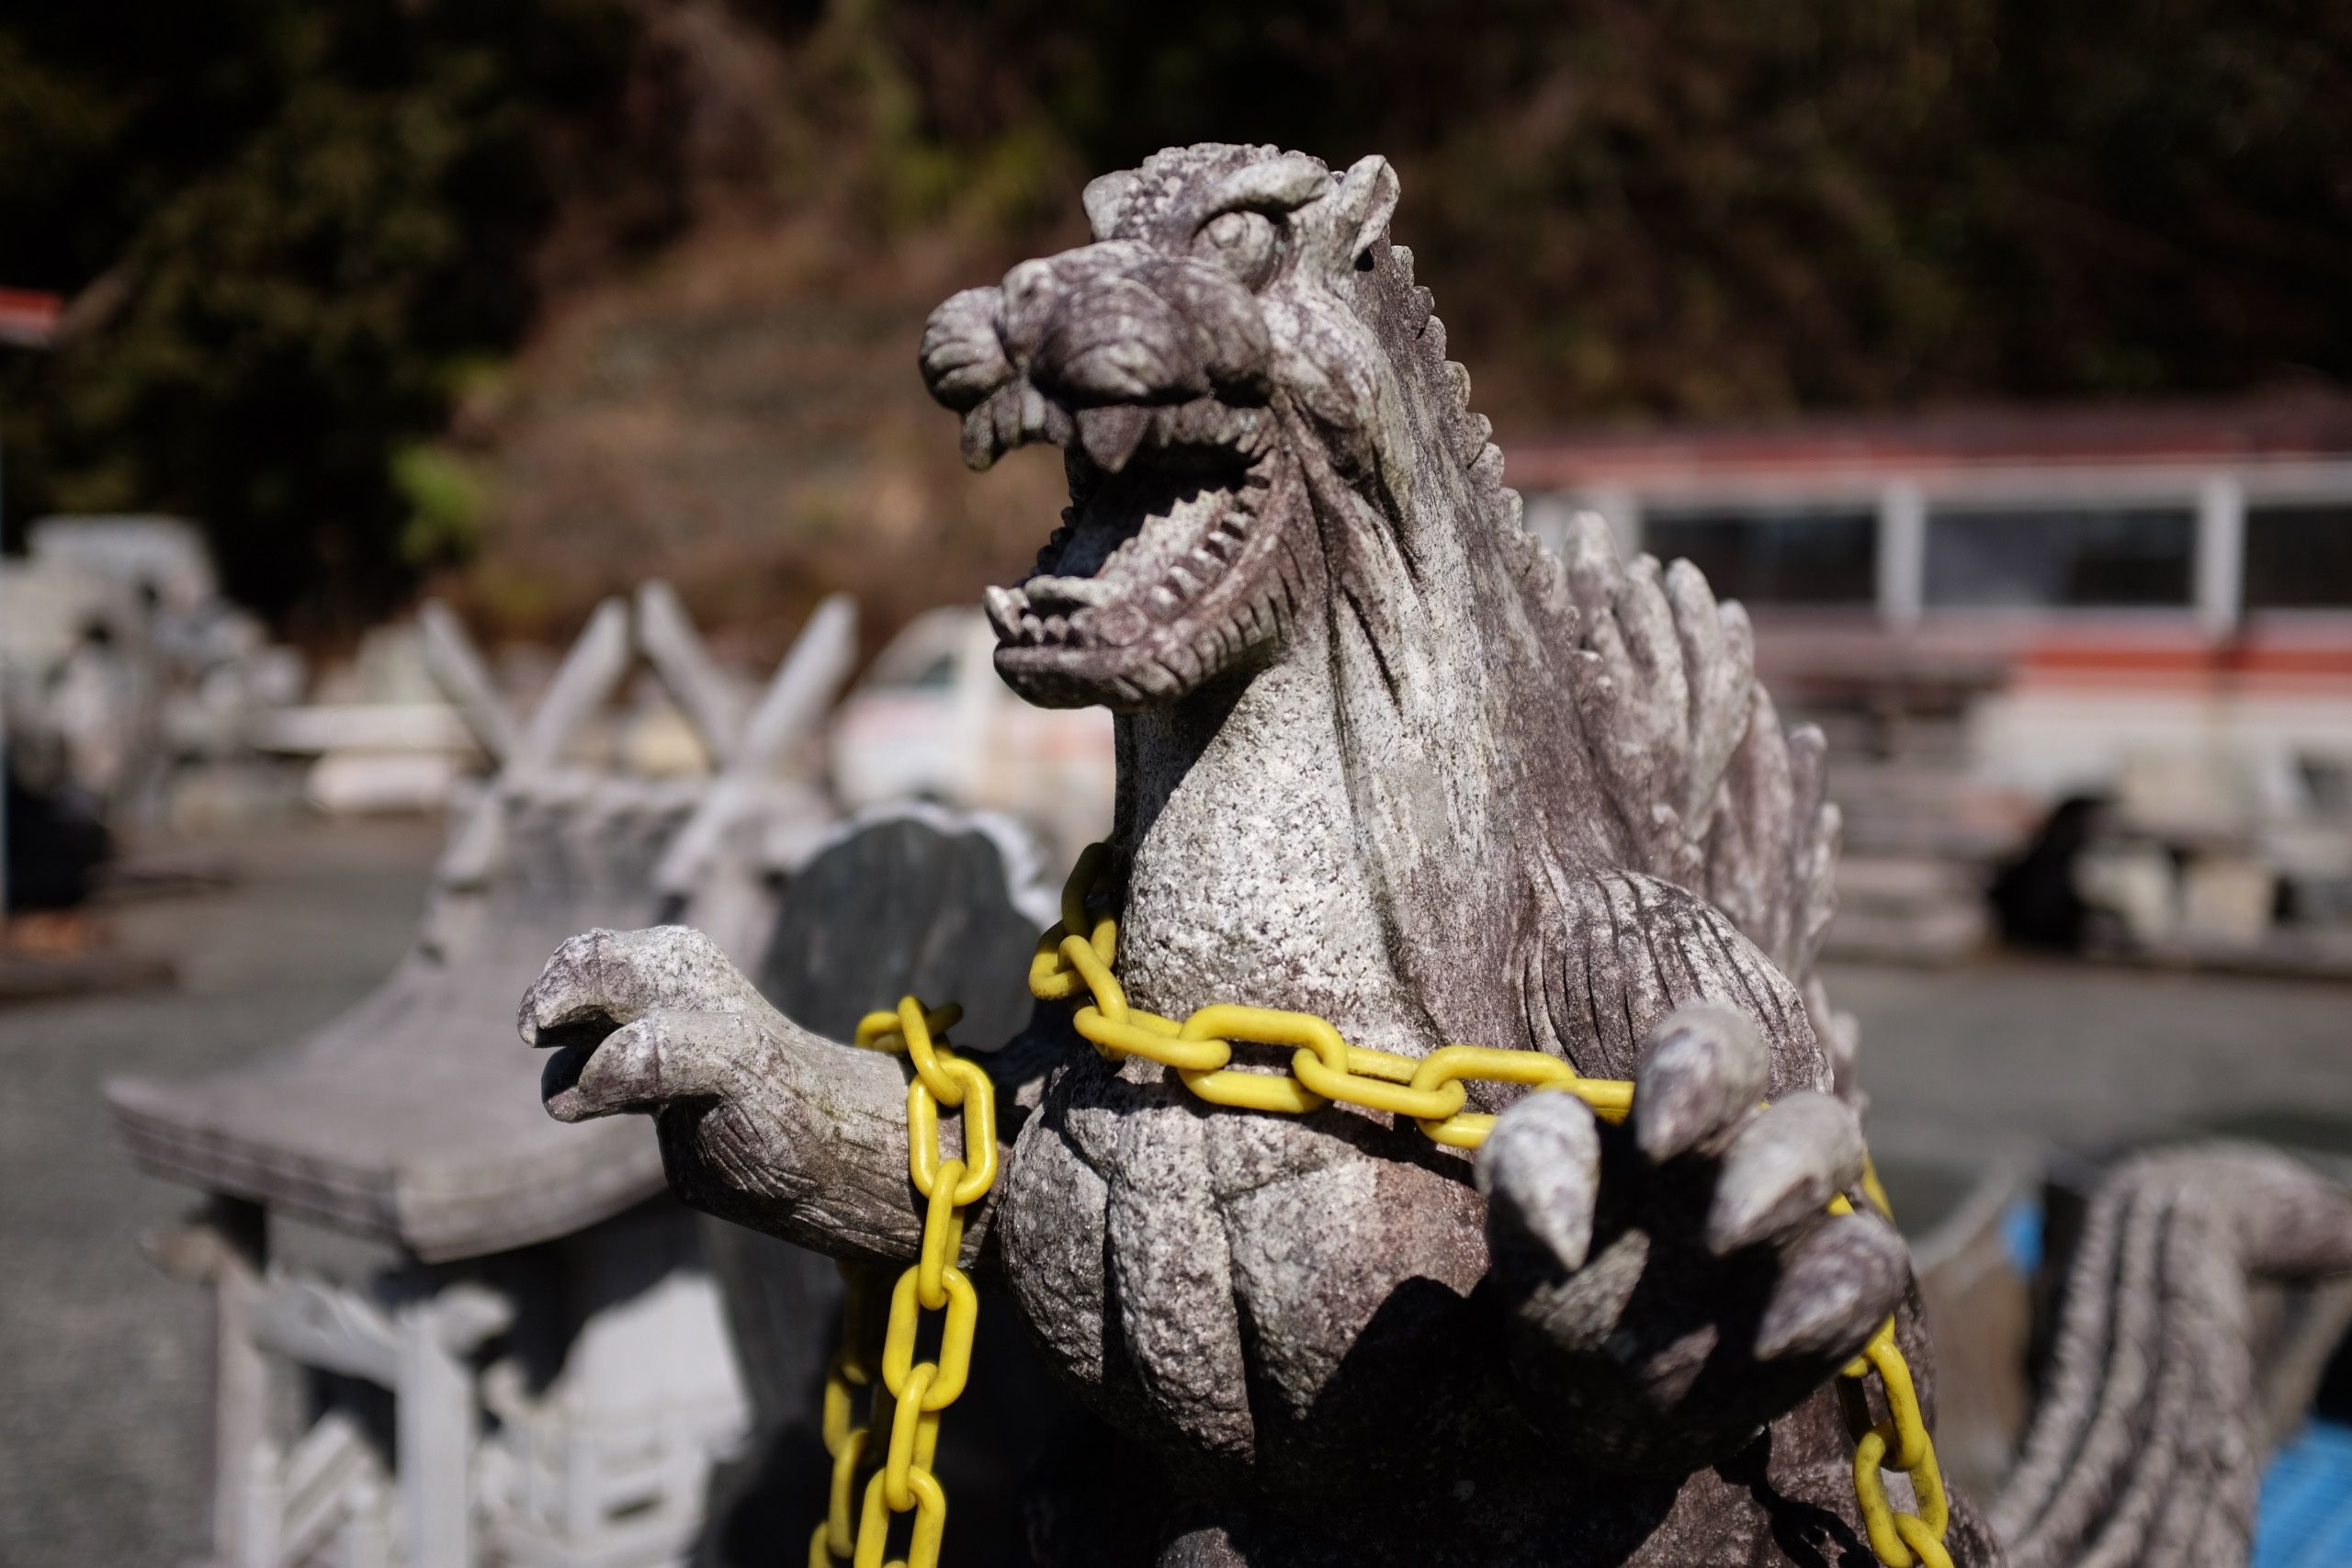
[523,144,2352,1565]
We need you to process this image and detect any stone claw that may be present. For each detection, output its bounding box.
[1633,1004,1769,1165]
[1478,1089,1602,1271]
[1704,1090,1866,1256]
[517,925,758,1046]
[1754,1211,1908,1361]
[540,1010,774,1124]
[521,926,783,1126]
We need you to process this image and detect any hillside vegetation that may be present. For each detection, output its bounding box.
[4,0,2348,647]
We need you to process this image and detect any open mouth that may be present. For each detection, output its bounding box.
[970,390,1296,705]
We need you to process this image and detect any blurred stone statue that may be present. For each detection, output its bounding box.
[524,144,2352,1566]
[115,587,854,1568]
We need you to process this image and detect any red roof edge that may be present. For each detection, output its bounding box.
[0,288,65,350]
[1502,389,2352,488]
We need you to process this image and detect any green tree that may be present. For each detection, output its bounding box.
[6,0,2349,630]
[0,0,637,630]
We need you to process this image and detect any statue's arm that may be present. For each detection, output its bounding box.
[521,926,1036,1269]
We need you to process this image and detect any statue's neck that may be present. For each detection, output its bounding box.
[1102,400,1620,1057]
[1106,533,1544,1056]
[1111,604,1439,1057]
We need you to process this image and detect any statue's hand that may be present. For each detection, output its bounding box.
[1477,1004,1906,1474]
[521,926,787,1124]
[518,927,920,1256]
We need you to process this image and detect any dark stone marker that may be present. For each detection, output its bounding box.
[700,808,1068,1568]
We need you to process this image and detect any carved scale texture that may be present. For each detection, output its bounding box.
[1991,1145,2352,1568]
[1385,243,1850,1093]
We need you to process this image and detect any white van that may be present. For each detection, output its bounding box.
[831,607,1114,865]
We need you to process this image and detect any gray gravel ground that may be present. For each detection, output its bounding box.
[1833,956,2352,1168]
[0,818,440,1568]
[2,817,2347,1566]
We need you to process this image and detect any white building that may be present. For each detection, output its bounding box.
[1512,392,2352,807]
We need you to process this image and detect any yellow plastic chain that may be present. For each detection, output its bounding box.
[808,997,996,1568]
[1028,845,1636,1141]
[1026,844,1952,1568]
[1830,1195,1954,1568]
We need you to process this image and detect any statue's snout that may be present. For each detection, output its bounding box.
[919,286,1012,413]
[1032,274,1208,406]
[923,241,1275,422]
[1023,247,1272,409]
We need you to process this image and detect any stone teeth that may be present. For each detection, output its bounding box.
[1020,613,1045,640]
[983,585,1025,638]
[1037,398,1075,450]
[961,381,1091,472]
[1148,585,1182,615]
[1025,575,1118,609]
[1180,402,1236,447]
[1076,405,1150,474]
[960,405,1001,472]
[1092,604,1148,643]
[1043,614,1071,643]
[1103,533,1148,575]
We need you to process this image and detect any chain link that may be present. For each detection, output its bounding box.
[810,1265,875,1568]
[1025,844,1950,1568]
[808,997,996,1568]
[1831,1191,1954,1568]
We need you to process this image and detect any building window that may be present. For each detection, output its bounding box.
[2244,503,2352,610]
[1923,506,2194,609]
[1643,505,1877,605]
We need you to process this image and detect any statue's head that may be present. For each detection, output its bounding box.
[921,143,1403,710]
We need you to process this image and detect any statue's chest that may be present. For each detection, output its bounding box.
[1118,809,1430,1062]
[1000,1050,1489,1472]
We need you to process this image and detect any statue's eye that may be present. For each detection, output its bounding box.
[1195,209,1281,289]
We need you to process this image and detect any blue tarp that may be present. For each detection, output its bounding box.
[2257,1421,2352,1567]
